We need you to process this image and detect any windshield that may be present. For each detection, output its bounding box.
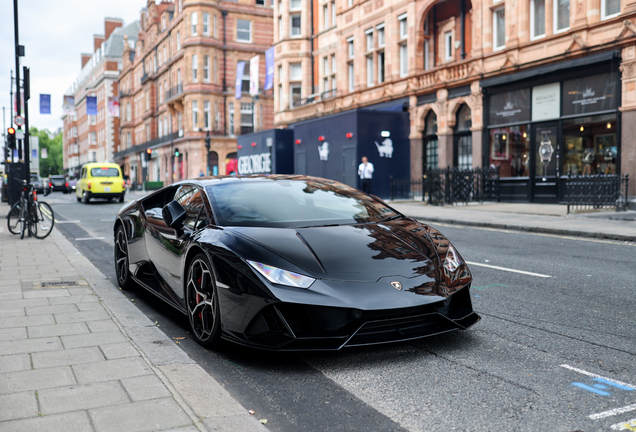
[91,167,120,177]
[206,179,399,228]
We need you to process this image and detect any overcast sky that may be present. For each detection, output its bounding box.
[0,0,148,135]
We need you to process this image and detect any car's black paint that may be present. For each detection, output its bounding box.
[114,175,479,350]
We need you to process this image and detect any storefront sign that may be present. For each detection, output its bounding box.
[489,89,530,125]
[563,73,616,116]
[238,152,272,174]
[532,83,560,121]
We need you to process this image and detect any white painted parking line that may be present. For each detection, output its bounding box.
[561,364,636,391]
[74,237,105,241]
[589,403,636,420]
[55,220,81,224]
[610,417,636,430]
[465,261,551,278]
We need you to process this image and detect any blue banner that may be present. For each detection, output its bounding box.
[264,47,274,91]
[235,61,246,100]
[40,94,51,114]
[86,96,98,115]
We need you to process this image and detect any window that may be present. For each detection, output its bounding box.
[290,0,301,10]
[214,15,218,38]
[241,63,251,92]
[278,17,283,40]
[163,46,167,63]
[159,119,163,137]
[366,56,374,86]
[257,0,265,5]
[602,0,620,19]
[177,69,182,87]
[365,29,373,51]
[240,103,254,134]
[348,62,354,92]
[203,13,210,35]
[90,132,96,144]
[445,31,453,61]
[279,84,283,110]
[229,102,235,136]
[377,51,385,83]
[290,14,301,37]
[348,0,352,7]
[493,7,505,50]
[214,57,218,83]
[204,101,211,129]
[554,0,570,32]
[145,90,150,110]
[204,55,210,82]
[290,83,302,107]
[214,102,220,130]
[290,63,302,81]
[191,12,198,35]
[331,0,336,27]
[347,37,354,58]
[162,17,166,30]
[192,101,199,128]
[127,132,131,147]
[323,4,329,29]
[126,103,131,121]
[530,0,545,39]
[176,31,181,50]
[237,19,252,42]
[398,13,407,39]
[377,24,385,46]
[399,44,408,77]
[192,55,198,82]
[90,115,96,125]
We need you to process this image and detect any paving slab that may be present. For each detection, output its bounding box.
[99,341,143,360]
[0,354,31,374]
[53,309,111,324]
[32,346,105,369]
[121,374,173,402]
[0,391,39,422]
[73,356,153,384]
[0,366,76,395]
[38,381,130,415]
[0,327,27,342]
[0,410,93,432]
[0,336,63,356]
[28,322,89,338]
[89,398,194,432]
[25,303,79,316]
[61,329,128,349]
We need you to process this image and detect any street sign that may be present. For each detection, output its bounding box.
[14,115,24,127]
[15,129,25,139]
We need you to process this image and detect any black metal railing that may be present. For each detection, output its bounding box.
[565,174,629,214]
[165,84,183,101]
[140,72,149,85]
[292,89,338,108]
[390,166,500,205]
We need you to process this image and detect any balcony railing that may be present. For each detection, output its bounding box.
[140,72,150,85]
[114,131,181,160]
[292,89,338,107]
[165,84,183,101]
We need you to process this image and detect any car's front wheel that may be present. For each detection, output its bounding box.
[114,226,135,290]
[186,254,221,348]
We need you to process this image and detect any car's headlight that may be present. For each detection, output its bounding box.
[443,245,461,273]
[247,260,315,288]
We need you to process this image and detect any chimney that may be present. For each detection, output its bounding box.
[104,17,124,41]
[93,34,105,53]
[81,53,92,68]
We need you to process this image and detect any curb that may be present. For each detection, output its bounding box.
[408,216,636,243]
[48,229,267,432]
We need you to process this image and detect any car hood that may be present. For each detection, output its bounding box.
[228,219,440,282]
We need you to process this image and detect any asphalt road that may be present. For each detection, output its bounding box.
[47,190,636,432]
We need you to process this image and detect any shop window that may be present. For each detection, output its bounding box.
[530,0,545,39]
[454,104,472,169]
[601,0,620,19]
[489,125,530,177]
[554,0,570,32]
[563,115,617,175]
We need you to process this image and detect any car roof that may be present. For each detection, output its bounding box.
[83,162,121,168]
[174,174,330,188]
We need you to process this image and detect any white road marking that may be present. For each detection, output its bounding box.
[610,417,636,430]
[55,220,81,224]
[592,405,636,420]
[561,364,636,391]
[465,261,551,278]
[74,237,105,241]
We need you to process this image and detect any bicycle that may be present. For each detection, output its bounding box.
[6,179,55,239]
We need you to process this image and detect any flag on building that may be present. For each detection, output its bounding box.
[86,96,98,116]
[62,95,75,115]
[108,97,120,117]
[249,55,260,97]
[235,61,246,100]
[264,47,274,91]
[41,148,48,159]
[40,94,51,114]
[14,91,24,113]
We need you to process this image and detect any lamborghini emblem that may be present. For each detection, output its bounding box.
[391,281,403,290]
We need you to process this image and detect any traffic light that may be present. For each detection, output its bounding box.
[205,135,211,152]
[174,148,180,157]
[7,127,16,149]
[145,148,152,161]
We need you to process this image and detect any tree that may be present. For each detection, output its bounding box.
[30,127,63,176]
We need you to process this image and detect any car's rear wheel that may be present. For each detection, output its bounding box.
[186,254,221,348]
[114,226,135,290]
[82,191,90,204]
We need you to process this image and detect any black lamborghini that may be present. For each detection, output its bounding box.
[114,175,479,351]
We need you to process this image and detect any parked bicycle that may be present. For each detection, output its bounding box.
[6,179,55,239]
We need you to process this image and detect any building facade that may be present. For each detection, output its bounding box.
[62,18,140,176]
[274,0,636,202]
[115,0,274,187]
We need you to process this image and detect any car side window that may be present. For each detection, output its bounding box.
[183,189,207,231]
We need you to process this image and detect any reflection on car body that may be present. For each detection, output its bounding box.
[114,175,479,351]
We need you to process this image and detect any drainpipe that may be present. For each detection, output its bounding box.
[433,6,437,68]
[460,0,466,60]
[222,11,228,136]
[310,0,314,96]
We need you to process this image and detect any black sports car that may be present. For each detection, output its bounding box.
[114,175,479,351]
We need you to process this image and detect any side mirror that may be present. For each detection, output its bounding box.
[162,201,187,230]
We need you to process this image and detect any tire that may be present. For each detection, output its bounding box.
[114,226,135,290]
[82,190,90,204]
[186,253,221,348]
[31,202,55,239]
[7,203,21,235]
[118,194,125,203]
[76,195,81,202]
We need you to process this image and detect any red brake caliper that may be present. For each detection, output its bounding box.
[196,276,203,321]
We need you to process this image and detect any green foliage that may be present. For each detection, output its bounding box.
[30,127,63,176]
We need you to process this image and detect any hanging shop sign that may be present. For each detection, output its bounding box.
[532,83,561,121]
[562,73,616,116]
[489,89,530,125]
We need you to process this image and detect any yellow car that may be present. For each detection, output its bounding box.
[76,163,126,203]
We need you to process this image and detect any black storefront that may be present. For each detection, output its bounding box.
[482,50,621,203]
[236,129,294,175]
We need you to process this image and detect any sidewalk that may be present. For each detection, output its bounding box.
[389,201,636,242]
[0,204,266,432]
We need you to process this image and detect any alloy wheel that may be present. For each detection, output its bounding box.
[186,257,219,345]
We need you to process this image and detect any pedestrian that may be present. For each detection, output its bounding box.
[199,169,205,177]
[358,156,374,194]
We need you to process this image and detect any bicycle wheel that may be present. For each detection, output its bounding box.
[6,203,22,235]
[20,203,26,239]
[32,202,55,239]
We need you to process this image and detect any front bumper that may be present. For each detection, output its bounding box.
[224,285,479,351]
